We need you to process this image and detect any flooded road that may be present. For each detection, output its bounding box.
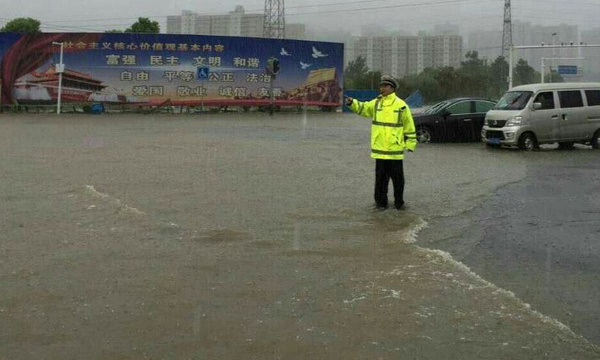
[1,112,598,359]
[419,146,600,346]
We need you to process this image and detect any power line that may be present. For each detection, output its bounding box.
[4,0,499,29]
[286,0,498,17]
[34,13,502,34]
[518,0,600,6]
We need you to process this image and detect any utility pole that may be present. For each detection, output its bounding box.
[501,0,512,61]
[550,32,557,82]
[263,0,285,39]
[52,42,65,115]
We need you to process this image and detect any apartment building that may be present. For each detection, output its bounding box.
[345,35,462,78]
[581,27,600,78]
[166,6,305,40]
[466,30,502,62]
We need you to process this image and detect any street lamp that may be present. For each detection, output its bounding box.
[52,42,64,114]
[550,32,557,82]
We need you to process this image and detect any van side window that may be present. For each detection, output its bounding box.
[585,90,600,106]
[533,92,555,110]
[558,90,584,108]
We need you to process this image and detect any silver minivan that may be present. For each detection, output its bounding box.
[482,82,600,150]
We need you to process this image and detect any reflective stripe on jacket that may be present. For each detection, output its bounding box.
[349,93,417,159]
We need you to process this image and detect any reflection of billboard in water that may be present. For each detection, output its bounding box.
[0,33,344,107]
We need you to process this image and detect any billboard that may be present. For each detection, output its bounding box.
[0,33,344,108]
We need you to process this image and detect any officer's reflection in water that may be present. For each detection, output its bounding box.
[345,75,417,211]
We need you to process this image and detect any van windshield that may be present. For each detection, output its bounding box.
[493,91,533,110]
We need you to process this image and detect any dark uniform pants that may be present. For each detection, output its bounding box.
[374,159,404,209]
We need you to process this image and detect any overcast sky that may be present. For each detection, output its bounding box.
[2,0,599,36]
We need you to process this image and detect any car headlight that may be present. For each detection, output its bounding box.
[484,118,489,126]
[506,116,524,126]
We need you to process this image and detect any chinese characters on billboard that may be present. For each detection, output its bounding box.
[0,33,344,108]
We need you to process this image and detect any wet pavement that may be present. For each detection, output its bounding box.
[419,146,600,346]
[1,112,599,359]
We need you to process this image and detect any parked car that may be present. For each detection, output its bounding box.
[414,97,497,143]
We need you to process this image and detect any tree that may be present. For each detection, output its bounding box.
[461,51,486,68]
[125,17,160,33]
[409,68,443,102]
[1,17,41,33]
[435,67,459,100]
[363,70,382,90]
[514,59,539,86]
[344,56,370,89]
[490,56,509,98]
[458,51,490,97]
[548,70,565,83]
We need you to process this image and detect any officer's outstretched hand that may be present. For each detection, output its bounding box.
[344,96,353,106]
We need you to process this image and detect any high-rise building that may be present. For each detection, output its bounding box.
[513,21,579,72]
[345,35,462,78]
[466,30,502,62]
[166,6,305,40]
[581,27,600,79]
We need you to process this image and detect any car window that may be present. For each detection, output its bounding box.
[559,90,584,108]
[447,101,471,115]
[585,90,600,106]
[494,91,532,110]
[474,101,496,113]
[424,101,449,115]
[533,92,555,110]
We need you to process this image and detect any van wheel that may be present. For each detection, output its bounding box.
[518,133,537,151]
[416,127,432,143]
[592,130,600,149]
[558,142,574,150]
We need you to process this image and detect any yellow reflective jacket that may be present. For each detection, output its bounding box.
[349,93,417,160]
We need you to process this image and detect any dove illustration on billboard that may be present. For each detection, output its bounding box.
[311,46,329,58]
[0,33,344,108]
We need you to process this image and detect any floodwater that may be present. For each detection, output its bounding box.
[1,112,598,359]
[419,146,600,347]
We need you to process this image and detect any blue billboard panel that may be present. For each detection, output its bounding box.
[0,33,344,107]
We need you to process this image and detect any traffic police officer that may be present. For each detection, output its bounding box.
[345,75,417,210]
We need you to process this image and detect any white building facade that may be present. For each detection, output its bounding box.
[166,6,305,40]
[345,35,462,78]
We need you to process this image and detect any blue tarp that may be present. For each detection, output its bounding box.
[405,90,424,108]
[342,90,378,112]
[91,103,104,114]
